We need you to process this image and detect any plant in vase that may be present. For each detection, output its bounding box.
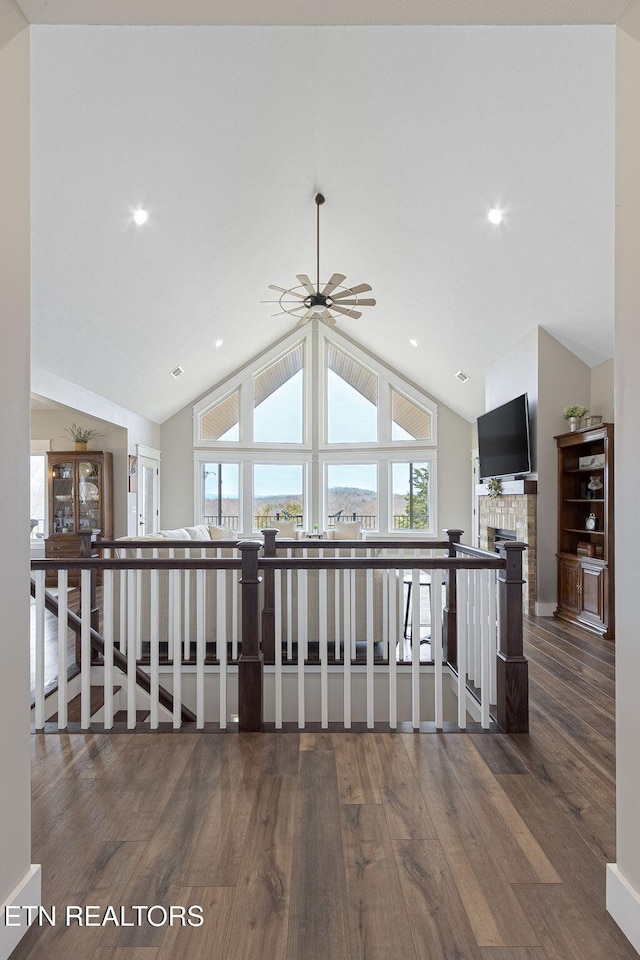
[487,477,502,499]
[562,405,589,432]
[64,423,102,451]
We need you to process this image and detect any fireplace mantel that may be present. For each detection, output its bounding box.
[476,479,537,496]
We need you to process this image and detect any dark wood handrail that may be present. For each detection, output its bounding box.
[30,579,196,724]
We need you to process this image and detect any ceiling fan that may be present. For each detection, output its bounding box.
[265,193,376,327]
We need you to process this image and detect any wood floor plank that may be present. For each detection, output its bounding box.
[372,733,438,839]
[442,735,562,884]
[525,642,616,719]
[8,841,147,960]
[155,888,235,960]
[285,738,350,960]
[333,732,382,804]
[527,615,615,666]
[340,804,417,960]
[91,950,160,960]
[129,736,250,891]
[393,839,484,959]
[401,736,540,947]
[524,621,616,684]
[479,950,546,960]
[495,772,611,911]
[221,774,297,960]
[511,882,639,960]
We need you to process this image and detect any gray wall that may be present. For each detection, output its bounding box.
[0,2,36,953]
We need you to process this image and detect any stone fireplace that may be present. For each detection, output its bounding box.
[477,480,537,615]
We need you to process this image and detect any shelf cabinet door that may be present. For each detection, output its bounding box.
[558,556,580,615]
[580,562,606,629]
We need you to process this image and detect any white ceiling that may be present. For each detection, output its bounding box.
[14,0,635,26]
[28,15,619,425]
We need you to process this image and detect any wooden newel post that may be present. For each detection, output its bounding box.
[497,541,529,733]
[238,540,264,732]
[443,528,463,668]
[261,529,278,664]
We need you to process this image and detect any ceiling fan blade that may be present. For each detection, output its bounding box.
[332,283,373,300]
[268,284,306,299]
[321,310,337,326]
[293,307,316,326]
[330,303,362,320]
[296,274,317,296]
[331,298,376,307]
[321,273,346,296]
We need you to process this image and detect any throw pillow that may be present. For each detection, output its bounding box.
[208,524,233,540]
[158,528,191,540]
[332,520,362,540]
[185,524,212,540]
[274,521,298,539]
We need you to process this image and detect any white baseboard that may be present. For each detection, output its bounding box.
[607,863,640,954]
[0,864,41,960]
[535,602,556,617]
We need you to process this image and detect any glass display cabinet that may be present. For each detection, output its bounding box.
[45,451,113,584]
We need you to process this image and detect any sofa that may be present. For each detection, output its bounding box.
[112,521,387,656]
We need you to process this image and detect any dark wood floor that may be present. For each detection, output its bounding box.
[13,615,637,960]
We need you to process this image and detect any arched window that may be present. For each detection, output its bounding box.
[194,323,437,535]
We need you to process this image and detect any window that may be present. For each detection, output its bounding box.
[194,324,437,534]
[254,345,304,443]
[30,454,46,538]
[392,462,430,530]
[253,464,304,531]
[391,388,432,441]
[202,463,240,530]
[327,343,377,443]
[327,463,378,531]
[201,390,240,442]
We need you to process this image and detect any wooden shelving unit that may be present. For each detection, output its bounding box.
[554,424,614,639]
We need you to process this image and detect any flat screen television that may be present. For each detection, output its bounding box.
[477,393,531,480]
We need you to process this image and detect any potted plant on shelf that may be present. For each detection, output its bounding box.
[64,423,102,451]
[562,404,589,432]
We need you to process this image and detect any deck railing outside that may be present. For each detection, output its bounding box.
[30,530,527,734]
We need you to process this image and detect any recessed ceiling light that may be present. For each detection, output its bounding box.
[488,208,503,225]
[214,339,224,348]
[455,370,470,383]
[169,365,184,379]
[409,337,419,347]
[133,209,148,225]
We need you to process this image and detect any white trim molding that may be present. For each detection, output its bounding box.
[607,863,640,955]
[0,864,41,960]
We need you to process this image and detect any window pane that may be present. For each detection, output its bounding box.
[201,390,240,441]
[327,463,378,530]
[203,463,240,530]
[391,389,432,441]
[327,344,377,443]
[392,462,430,529]
[253,464,304,531]
[254,345,304,443]
[30,455,46,537]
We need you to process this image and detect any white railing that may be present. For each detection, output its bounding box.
[30,531,527,734]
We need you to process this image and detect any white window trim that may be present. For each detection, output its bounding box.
[193,320,440,536]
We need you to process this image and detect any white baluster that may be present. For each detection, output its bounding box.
[334,568,340,661]
[127,566,137,729]
[217,567,227,729]
[80,568,92,731]
[457,569,468,729]
[297,568,306,728]
[480,569,491,730]
[150,550,159,729]
[411,566,421,729]
[34,569,46,730]
[171,551,182,729]
[389,567,397,729]
[320,567,328,729]
[183,551,191,661]
[432,568,443,730]
[56,569,69,730]
[119,568,127,654]
[286,552,293,662]
[275,569,282,729]
[196,563,205,729]
[343,565,351,729]
[366,567,374,729]
[103,564,114,730]
[490,569,498,706]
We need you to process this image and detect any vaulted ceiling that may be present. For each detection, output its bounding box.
[24,1,630,424]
